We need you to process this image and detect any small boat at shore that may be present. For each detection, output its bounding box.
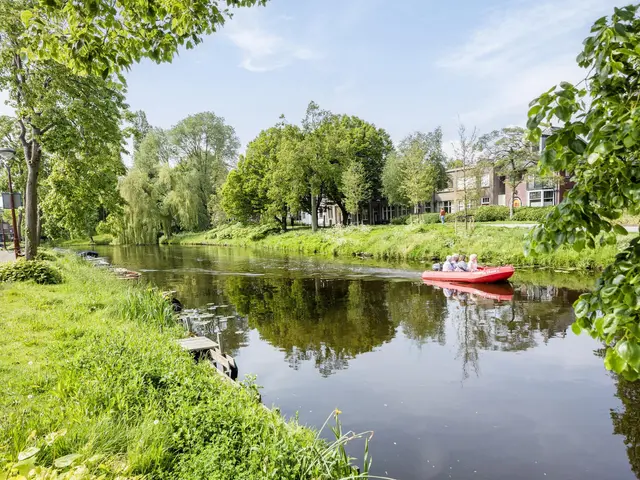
[422,279,514,301]
[421,265,515,284]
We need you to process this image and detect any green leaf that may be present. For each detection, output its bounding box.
[571,322,582,335]
[54,453,82,468]
[573,238,586,252]
[555,106,571,122]
[569,139,586,154]
[614,224,628,235]
[624,135,636,148]
[18,447,40,461]
[528,105,541,116]
[20,10,33,26]
[587,153,599,164]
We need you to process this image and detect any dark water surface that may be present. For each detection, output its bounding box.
[89,245,639,480]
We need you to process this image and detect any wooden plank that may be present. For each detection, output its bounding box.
[177,336,218,352]
[208,349,231,371]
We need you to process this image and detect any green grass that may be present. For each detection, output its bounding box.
[0,256,368,479]
[168,223,623,271]
[57,234,114,247]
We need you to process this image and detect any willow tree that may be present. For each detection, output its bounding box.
[170,112,240,230]
[526,4,640,379]
[2,0,266,259]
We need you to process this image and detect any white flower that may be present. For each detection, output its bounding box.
[153,420,159,425]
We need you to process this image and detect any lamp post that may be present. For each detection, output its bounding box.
[0,148,21,259]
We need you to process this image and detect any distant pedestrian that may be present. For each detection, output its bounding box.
[440,208,446,224]
[442,256,454,272]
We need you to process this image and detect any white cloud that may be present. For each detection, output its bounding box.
[225,11,318,73]
[438,0,620,126]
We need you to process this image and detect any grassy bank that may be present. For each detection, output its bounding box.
[165,223,623,271]
[0,255,366,479]
[57,234,114,247]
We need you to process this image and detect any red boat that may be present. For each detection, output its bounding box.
[422,279,514,301]
[421,265,515,284]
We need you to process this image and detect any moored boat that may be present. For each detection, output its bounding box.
[421,265,515,284]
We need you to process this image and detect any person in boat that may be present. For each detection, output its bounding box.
[468,254,478,272]
[455,254,468,272]
[442,255,454,272]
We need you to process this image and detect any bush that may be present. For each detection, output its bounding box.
[34,250,59,262]
[416,213,442,224]
[512,206,554,222]
[473,205,510,222]
[391,215,409,225]
[0,260,63,285]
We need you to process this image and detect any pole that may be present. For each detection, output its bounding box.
[6,165,20,258]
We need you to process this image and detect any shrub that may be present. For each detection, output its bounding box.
[0,260,63,285]
[247,224,281,241]
[416,213,442,224]
[34,250,59,262]
[512,206,554,222]
[391,215,409,225]
[473,205,510,222]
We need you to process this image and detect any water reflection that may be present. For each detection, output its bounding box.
[84,246,635,480]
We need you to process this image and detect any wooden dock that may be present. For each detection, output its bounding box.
[177,336,238,380]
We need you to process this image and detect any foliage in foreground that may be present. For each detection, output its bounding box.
[0,257,369,479]
[0,259,62,285]
[526,4,640,379]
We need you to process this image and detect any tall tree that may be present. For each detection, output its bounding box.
[382,151,410,207]
[170,112,240,230]
[452,124,481,222]
[2,0,266,259]
[0,1,126,259]
[396,128,447,215]
[526,5,640,379]
[341,161,369,225]
[479,126,539,218]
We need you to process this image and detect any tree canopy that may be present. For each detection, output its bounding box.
[526,4,640,379]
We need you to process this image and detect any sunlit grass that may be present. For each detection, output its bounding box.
[0,256,371,479]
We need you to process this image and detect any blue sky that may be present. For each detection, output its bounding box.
[1,0,625,156]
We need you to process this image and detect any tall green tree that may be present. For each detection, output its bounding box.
[341,161,369,225]
[395,128,447,214]
[479,126,539,218]
[170,112,239,230]
[526,4,640,379]
[382,151,410,207]
[0,1,126,259]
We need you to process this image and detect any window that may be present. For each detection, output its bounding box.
[440,201,452,214]
[527,175,555,190]
[458,201,464,211]
[481,197,490,205]
[528,190,555,207]
[456,177,476,191]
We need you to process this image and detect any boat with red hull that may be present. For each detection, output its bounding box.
[421,265,515,284]
[422,279,514,301]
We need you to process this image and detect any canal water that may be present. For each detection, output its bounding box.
[89,245,638,480]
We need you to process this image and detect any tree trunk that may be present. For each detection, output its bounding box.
[36,209,42,243]
[337,203,349,226]
[311,195,318,232]
[24,147,41,260]
[17,211,23,243]
[509,189,515,219]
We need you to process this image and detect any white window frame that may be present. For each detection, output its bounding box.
[481,196,490,205]
[528,189,555,207]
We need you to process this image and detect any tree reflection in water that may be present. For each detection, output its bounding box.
[612,376,640,479]
[223,275,578,378]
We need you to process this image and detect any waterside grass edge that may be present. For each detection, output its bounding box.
[0,255,368,479]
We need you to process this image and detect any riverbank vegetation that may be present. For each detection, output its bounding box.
[0,255,370,479]
[165,223,621,271]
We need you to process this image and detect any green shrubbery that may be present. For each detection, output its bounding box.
[511,206,554,222]
[0,259,63,285]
